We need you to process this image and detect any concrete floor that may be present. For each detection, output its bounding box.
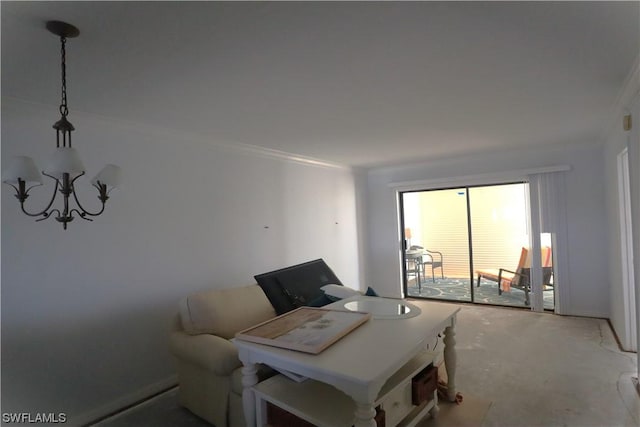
[452,303,638,427]
[95,302,639,427]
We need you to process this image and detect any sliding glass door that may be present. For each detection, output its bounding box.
[468,184,531,307]
[402,188,471,302]
[401,182,553,309]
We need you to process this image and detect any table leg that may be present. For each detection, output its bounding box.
[443,323,457,402]
[241,363,259,427]
[255,395,267,427]
[429,404,440,419]
[429,389,440,418]
[354,402,377,427]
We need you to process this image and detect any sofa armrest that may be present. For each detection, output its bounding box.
[169,331,241,376]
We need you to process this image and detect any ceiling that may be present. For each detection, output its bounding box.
[2,1,639,168]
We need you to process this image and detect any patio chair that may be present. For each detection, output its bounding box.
[540,245,554,291]
[476,246,553,306]
[405,250,423,291]
[410,245,444,283]
[476,247,531,305]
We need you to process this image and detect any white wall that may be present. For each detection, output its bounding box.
[1,99,361,423]
[602,56,639,351]
[604,102,637,350]
[364,142,610,318]
[631,95,640,373]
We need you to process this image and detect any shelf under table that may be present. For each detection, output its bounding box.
[252,349,439,427]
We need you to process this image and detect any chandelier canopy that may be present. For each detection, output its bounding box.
[3,21,121,230]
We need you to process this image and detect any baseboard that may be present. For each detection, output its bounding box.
[67,375,178,427]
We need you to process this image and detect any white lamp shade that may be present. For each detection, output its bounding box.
[2,156,43,185]
[45,147,85,179]
[91,164,121,189]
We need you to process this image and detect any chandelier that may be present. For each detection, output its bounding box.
[2,21,121,230]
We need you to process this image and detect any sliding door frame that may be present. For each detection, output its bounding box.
[391,165,570,312]
[399,182,527,306]
[399,186,475,302]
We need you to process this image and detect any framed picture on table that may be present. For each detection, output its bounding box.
[235,306,371,354]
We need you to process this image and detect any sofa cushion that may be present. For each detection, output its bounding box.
[180,285,276,339]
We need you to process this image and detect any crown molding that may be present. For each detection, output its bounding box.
[2,97,351,171]
[220,142,350,170]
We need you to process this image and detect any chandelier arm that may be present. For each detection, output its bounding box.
[35,209,60,222]
[6,182,20,194]
[17,177,61,218]
[26,183,44,193]
[70,174,106,217]
[70,209,94,222]
[6,181,44,201]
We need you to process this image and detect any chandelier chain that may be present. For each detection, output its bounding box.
[59,36,68,117]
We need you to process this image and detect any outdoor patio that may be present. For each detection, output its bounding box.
[407,277,555,310]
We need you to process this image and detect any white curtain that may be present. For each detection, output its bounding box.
[528,172,569,314]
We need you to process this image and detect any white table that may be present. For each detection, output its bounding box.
[234,296,460,427]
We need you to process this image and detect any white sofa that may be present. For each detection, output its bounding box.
[169,284,277,427]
